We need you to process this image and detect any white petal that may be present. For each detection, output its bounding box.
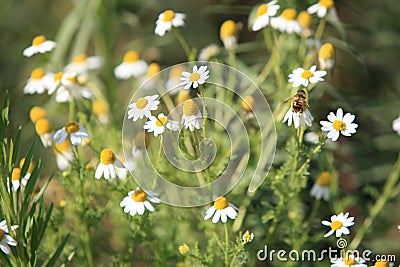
[137,202,145,215]
[212,210,221,223]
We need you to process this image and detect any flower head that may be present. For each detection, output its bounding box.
[320,108,358,142]
[181,99,202,131]
[288,65,327,87]
[35,118,54,147]
[283,89,313,129]
[220,20,240,49]
[29,106,47,123]
[143,113,179,137]
[322,212,354,238]
[155,10,186,36]
[0,220,18,254]
[54,121,90,146]
[9,167,29,192]
[180,65,209,89]
[176,90,191,105]
[23,68,52,94]
[92,99,110,124]
[19,158,35,181]
[53,139,73,171]
[242,230,254,243]
[241,96,255,113]
[120,187,160,216]
[331,255,367,267]
[251,1,280,31]
[198,44,220,61]
[114,51,148,80]
[65,54,102,75]
[310,171,331,201]
[204,196,238,224]
[128,94,160,121]
[270,9,302,34]
[319,43,335,70]
[49,71,93,103]
[392,115,400,135]
[297,11,313,35]
[95,149,125,180]
[308,0,335,18]
[178,244,190,255]
[23,35,56,57]
[373,260,393,267]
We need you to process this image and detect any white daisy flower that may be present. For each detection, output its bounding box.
[204,196,238,224]
[282,89,313,129]
[34,118,54,147]
[308,0,335,18]
[23,68,52,95]
[297,11,313,36]
[92,99,110,125]
[120,187,160,216]
[310,171,331,201]
[128,94,160,121]
[19,158,34,182]
[392,115,400,135]
[29,106,47,124]
[270,9,302,34]
[331,255,367,267]
[178,244,190,255]
[198,44,220,61]
[181,99,202,131]
[242,230,254,243]
[54,121,90,146]
[65,54,102,75]
[8,168,29,192]
[143,113,179,137]
[53,139,74,171]
[322,212,354,238]
[166,65,186,93]
[23,35,56,57]
[95,149,124,180]
[251,1,280,31]
[319,43,335,70]
[288,65,327,87]
[140,63,162,90]
[114,51,148,80]
[155,10,186,36]
[320,108,358,142]
[0,220,18,254]
[220,20,240,50]
[180,65,209,89]
[116,158,129,180]
[50,72,93,103]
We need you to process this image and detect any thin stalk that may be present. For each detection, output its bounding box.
[224,223,230,267]
[172,28,192,59]
[314,18,326,41]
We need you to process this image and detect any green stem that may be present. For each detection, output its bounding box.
[224,223,230,267]
[69,99,75,121]
[84,225,94,267]
[173,28,192,60]
[314,18,326,41]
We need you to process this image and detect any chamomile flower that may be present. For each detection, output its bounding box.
[251,1,280,31]
[143,113,179,137]
[241,95,255,114]
[308,0,335,18]
[310,171,331,201]
[54,121,90,146]
[29,106,47,123]
[288,65,327,87]
[53,139,73,171]
[320,108,358,142]
[155,10,186,36]
[391,115,400,135]
[127,94,160,121]
[19,158,35,181]
[322,212,354,238]
[23,68,52,94]
[319,43,335,70]
[220,20,240,49]
[95,149,124,180]
[331,255,367,267]
[50,72,93,103]
[116,157,129,180]
[283,89,313,129]
[0,220,18,255]
[181,99,202,131]
[166,65,186,93]
[198,44,220,61]
[114,51,148,80]
[270,9,302,34]
[23,35,56,57]
[9,168,29,192]
[204,196,238,224]
[180,65,209,89]
[35,118,54,147]
[120,187,160,216]
[176,91,191,105]
[373,260,394,267]
[297,11,313,36]
[65,54,102,75]
[179,244,190,255]
[242,230,254,243]
[92,99,110,124]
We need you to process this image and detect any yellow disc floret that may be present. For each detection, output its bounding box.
[20,158,35,173]
[65,121,80,134]
[135,98,148,110]
[330,220,343,230]
[319,43,335,60]
[241,96,255,112]
[156,117,168,127]
[220,20,237,39]
[73,54,87,63]
[92,100,109,115]
[100,149,116,165]
[163,10,175,22]
[179,244,190,255]
[189,72,200,82]
[374,260,389,267]
[301,70,313,79]
[297,11,312,29]
[35,118,53,135]
[255,4,269,18]
[333,120,346,131]
[282,9,297,21]
[123,51,140,63]
[147,63,160,77]
[132,189,147,202]
[214,196,229,210]
[32,35,46,46]
[12,168,21,181]
[316,171,331,186]
[183,99,199,116]
[319,0,334,9]
[55,139,72,152]
[31,68,45,80]
[176,91,191,105]
[29,106,47,123]
[343,257,356,266]
[54,72,63,82]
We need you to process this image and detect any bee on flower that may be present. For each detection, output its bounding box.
[54,121,90,146]
[204,196,238,224]
[143,113,180,137]
[181,99,202,131]
[331,255,367,267]
[288,65,327,87]
[318,43,335,70]
[128,94,160,122]
[120,187,160,216]
[95,149,125,180]
[322,212,354,238]
[198,44,220,61]
[180,65,209,90]
[308,0,335,18]
[242,230,254,243]
[310,171,331,201]
[23,68,52,95]
[53,139,74,171]
[283,89,313,129]
[114,50,148,80]
[251,1,280,32]
[0,220,18,255]
[220,20,241,50]
[270,9,302,34]
[23,35,56,57]
[64,54,102,75]
[34,118,54,147]
[393,115,400,135]
[320,108,358,142]
[155,10,186,36]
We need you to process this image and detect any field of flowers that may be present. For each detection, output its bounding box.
[0,0,399,266]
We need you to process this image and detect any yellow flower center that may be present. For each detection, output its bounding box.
[189,72,200,83]
[220,20,237,39]
[375,260,389,267]
[333,120,346,131]
[169,66,185,78]
[66,74,77,84]
[330,220,343,230]
[55,139,72,152]
[179,244,189,255]
[214,197,229,210]
[176,91,191,105]
[156,117,168,127]
[132,189,147,202]
[255,4,269,18]
[319,0,334,9]
[163,10,175,22]
[147,63,160,77]
[59,200,67,208]
[183,99,199,116]
[0,229,4,241]
[282,9,297,21]
[31,68,45,80]
[301,70,313,79]
[123,51,139,63]
[54,72,63,82]
[135,98,148,110]
[65,121,80,134]
[343,257,356,266]
[19,158,35,173]
[100,149,116,165]
[319,43,335,59]
[29,106,47,123]
[32,35,46,46]
[35,118,53,135]
[12,168,21,181]
[241,96,255,112]
[92,100,109,115]
[73,54,87,64]
[243,232,253,242]
[316,171,331,186]
[297,11,312,29]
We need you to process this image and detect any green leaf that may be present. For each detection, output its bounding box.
[44,234,70,267]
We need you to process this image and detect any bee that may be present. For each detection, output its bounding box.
[291,89,308,113]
